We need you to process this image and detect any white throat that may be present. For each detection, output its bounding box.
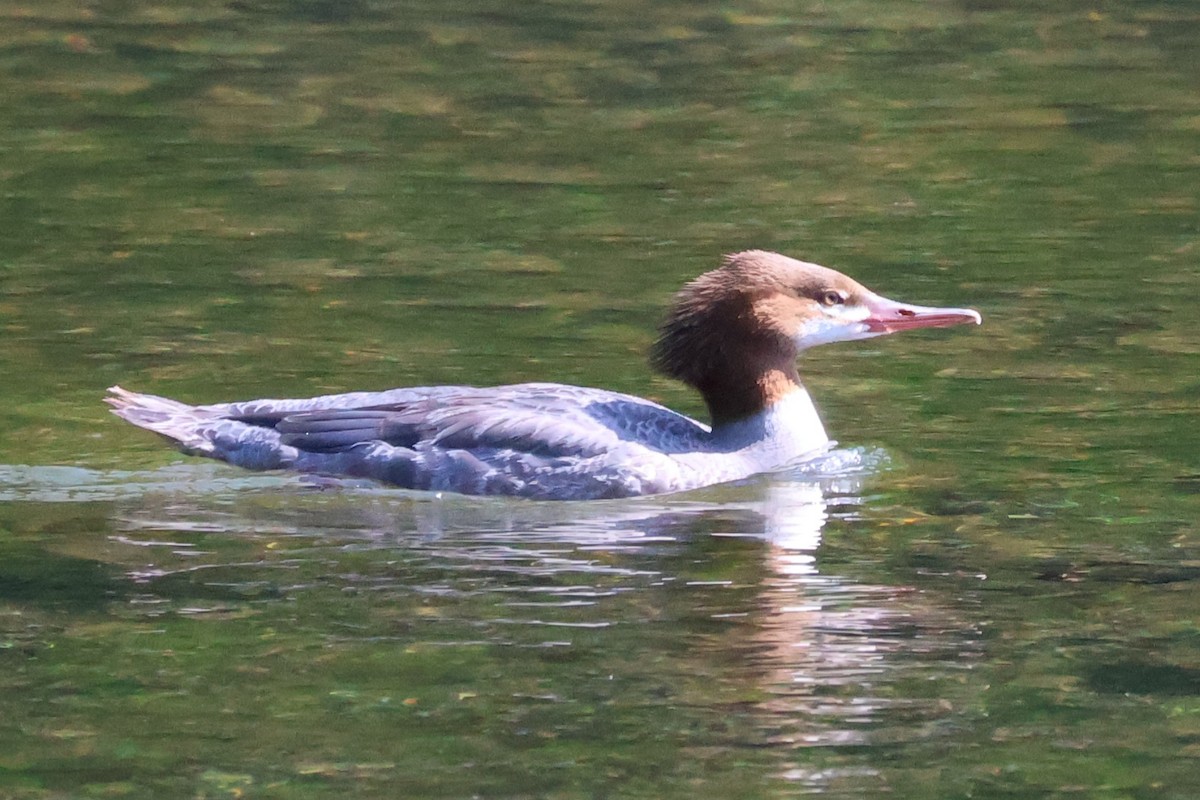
[711,386,829,463]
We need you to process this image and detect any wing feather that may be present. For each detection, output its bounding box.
[207,382,709,458]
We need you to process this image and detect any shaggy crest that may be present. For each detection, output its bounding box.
[650,250,861,423]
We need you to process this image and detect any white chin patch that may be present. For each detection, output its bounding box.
[793,305,874,349]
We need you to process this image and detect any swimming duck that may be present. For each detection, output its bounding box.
[108,250,980,499]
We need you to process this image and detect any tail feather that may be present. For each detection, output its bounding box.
[106,385,219,455]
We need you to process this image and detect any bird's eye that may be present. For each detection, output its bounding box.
[819,290,845,307]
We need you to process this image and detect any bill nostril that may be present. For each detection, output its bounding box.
[897,308,915,317]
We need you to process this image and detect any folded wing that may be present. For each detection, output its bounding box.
[230,383,709,458]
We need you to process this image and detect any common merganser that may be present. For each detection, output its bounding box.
[107,251,980,500]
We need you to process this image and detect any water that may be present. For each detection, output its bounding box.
[2,1,1199,797]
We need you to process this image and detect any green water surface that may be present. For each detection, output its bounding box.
[2,1,1198,797]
